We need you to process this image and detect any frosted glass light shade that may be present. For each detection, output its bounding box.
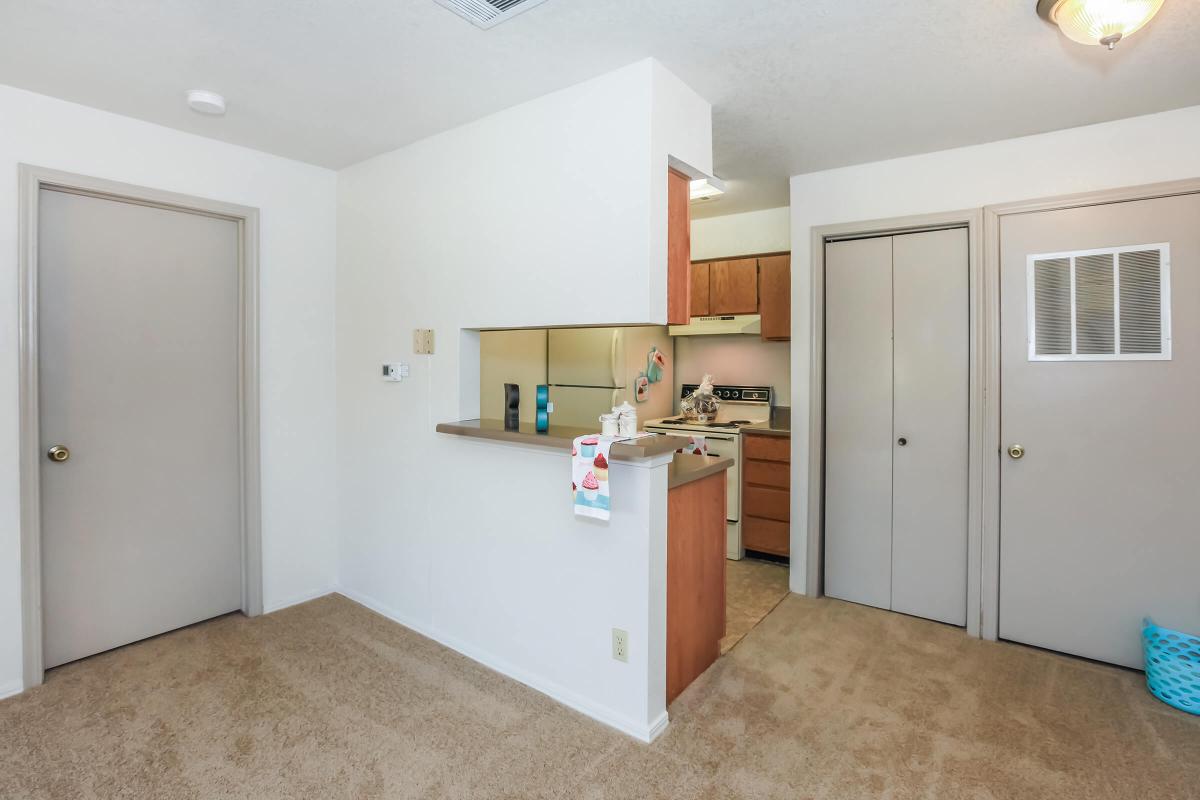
[1040,0,1166,48]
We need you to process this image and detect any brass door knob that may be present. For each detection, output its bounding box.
[1007,444,1025,460]
[47,445,70,463]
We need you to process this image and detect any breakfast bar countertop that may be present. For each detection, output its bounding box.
[667,453,734,489]
[435,418,687,461]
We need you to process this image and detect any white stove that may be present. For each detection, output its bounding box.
[644,385,773,560]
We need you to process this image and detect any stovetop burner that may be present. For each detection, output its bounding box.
[659,418,753,428]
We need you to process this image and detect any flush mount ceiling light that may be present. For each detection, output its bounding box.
[1037,0,1166,50]
[186,89,226,115]
[690,177,726,203]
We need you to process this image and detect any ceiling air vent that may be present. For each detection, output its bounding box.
[434,0,551,28]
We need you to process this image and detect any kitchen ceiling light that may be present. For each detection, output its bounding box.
[690,177,726,202]
[1037,0,1166,50]
[186,89,226,115]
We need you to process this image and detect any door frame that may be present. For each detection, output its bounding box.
[806,209,987,637]
[981,176,1200,642]
[17,165,263,689]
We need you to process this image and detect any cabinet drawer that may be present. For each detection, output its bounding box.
[743,516,790,556]
[743,434,790,463]
[743,485,790,522]
[743,459,789,489]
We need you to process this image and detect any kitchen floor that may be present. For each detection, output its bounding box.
[5,593,1195,800]
[720,557,790,653]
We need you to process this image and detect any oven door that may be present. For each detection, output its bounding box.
[698,433,739,522]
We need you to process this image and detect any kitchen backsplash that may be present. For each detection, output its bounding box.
[673,334,791,406]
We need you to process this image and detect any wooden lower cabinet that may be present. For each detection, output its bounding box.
[741,432,791,557]
[667,470,727,705]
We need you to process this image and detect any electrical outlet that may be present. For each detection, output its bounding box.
[413,328,435,355]
[611,628,629,663]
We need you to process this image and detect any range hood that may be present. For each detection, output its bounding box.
[668,314,761,337]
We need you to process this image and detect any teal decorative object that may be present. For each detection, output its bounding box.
[1143,618,1200,714]
[647,346,666,384]
[535,384,550,432]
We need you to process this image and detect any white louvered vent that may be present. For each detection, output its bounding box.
[433,0,551,28]
[1027,244,1171,361]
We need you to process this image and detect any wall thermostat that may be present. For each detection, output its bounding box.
[382,363,409,382]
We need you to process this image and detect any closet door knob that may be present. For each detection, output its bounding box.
[896,436,908,446]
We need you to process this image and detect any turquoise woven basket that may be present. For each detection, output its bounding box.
[1142,618,1200,715]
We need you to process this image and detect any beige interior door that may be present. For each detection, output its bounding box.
[999,193,1199,668]
[824,230,969,624]
[891,229,968,625]
[39,188,243,669]
[824,235,894,611]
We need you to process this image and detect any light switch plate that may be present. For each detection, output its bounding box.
[413,329,435,355]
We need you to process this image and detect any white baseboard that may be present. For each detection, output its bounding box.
[334,586,666,743]
[645,709,670,742]
[0,679,25,701]
[263,586,337,614]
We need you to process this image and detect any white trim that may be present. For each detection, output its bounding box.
[1026,242,1171,361]
[0,680,25,701]
[17,165,262,691]
[334,587,667,743]
[264,587,337,614]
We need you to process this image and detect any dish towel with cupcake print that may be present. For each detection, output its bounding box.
[675,435,707,456]
[572,435,613,520]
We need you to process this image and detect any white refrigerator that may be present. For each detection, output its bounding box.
[547,326,673,427]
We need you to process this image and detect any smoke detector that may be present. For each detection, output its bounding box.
[433,0,552,29]
[186,89,226,116]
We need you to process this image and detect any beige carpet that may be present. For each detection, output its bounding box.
[720,558,790,653]
[2,593,1197,799]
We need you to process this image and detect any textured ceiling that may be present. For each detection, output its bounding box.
[1,0,1198,216]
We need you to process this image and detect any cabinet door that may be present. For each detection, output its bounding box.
[758,255,791,340]
[666,169,691,325]
[690,262,711,316]
[709,258,758,315]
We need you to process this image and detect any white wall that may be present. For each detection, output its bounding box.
[788,104,1200,594]
[337,59,711,739]
[691,206,790,261]
[0,84,339,696]
[674,335,791,406]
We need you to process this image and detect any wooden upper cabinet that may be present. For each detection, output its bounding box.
[666,169,691,325]
[758,254,791,340]
[709,258,758,315]
[690,262,711,317]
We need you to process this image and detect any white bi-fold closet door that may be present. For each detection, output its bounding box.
[824,228,969,626]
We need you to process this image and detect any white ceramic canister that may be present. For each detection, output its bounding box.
[615,401,637,437]
[600,412,620,437]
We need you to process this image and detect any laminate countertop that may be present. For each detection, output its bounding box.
[740,406,791,437]
[435,419,732,488]
[667,453,734,489]
[435,419,687,461]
